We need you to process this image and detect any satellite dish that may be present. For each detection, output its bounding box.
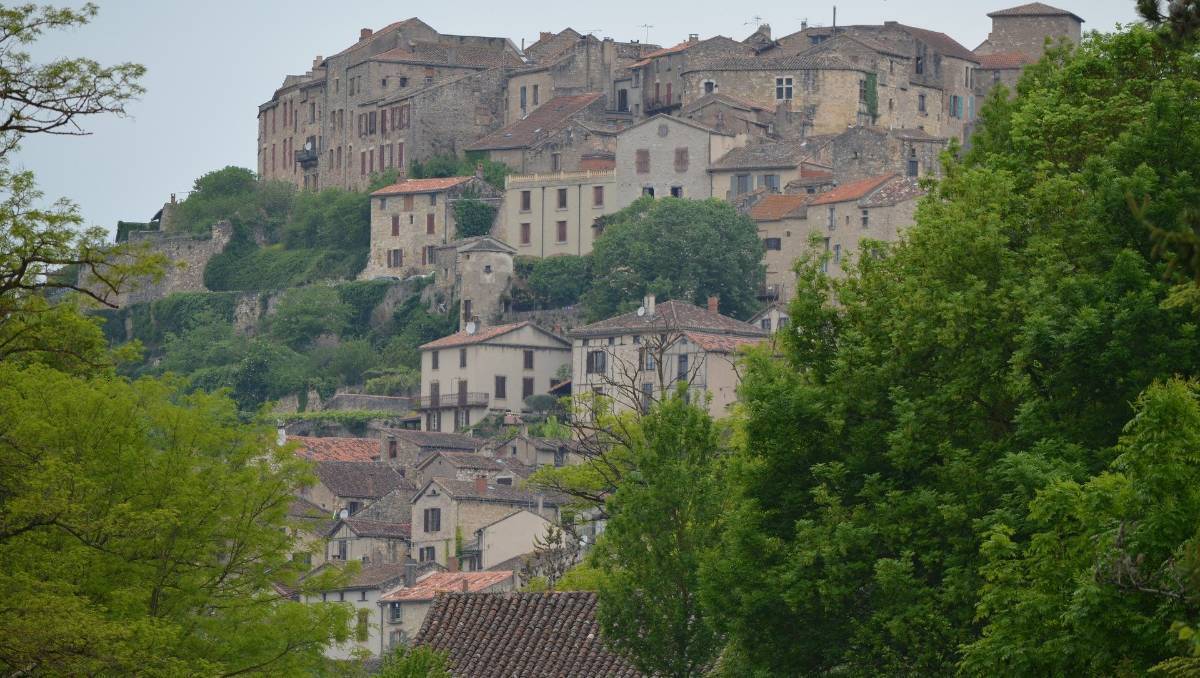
[337,508,349,519]
[465,321,478,335]
[304,140,314,151]
[636,306,646,317]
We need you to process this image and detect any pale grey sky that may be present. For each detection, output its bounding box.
[18,0,1138,235]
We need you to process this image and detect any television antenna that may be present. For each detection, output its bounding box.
[638,24,653,43]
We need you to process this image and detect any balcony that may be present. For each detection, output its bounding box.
[294,147,319,169]
[413,392,490,410]
[644,97,680,115]
[757,284,782,301]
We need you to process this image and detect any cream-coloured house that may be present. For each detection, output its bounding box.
[417,322,571,433]
[487,434,581,468]
[708,139,835,201]
[378,570,514,649]
[300,562,410,660]
[749,302,792,334]
[614,114,745,205]
[462,509,553,571]
[500,169,617,258]
[568,296,767,420]
[409,476,560,568]
[326,518,410,566]
[747,193,814,305]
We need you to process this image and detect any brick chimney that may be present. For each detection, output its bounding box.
[460,577,469,592]
[688,33,699,44]
[707,295,719,313]
[448,555,459,573]
[540,31,553,42]
[404,562,417,587]
[474,475,488,495]
[643,293,656,317]
[312,55,323,69]
[360,27,373,40]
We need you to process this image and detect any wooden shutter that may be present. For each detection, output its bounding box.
[636,149,650,174]
[391,215,399,236]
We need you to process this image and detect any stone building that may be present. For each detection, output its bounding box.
[83,220,233,308]
[429,235,517,326]
[506,30,655,123]
[828,125,948,181]
[417,321,571,433]
[709,139,835,201]
[680,92,775,137]
[614,114,744,205]
[626,35,757,117]
[809,174,926,279]
[379,570,515,650]
[974,3,1084,97]
[569,296,767,420]
[326,518,411,566]
[362,175,500,280]
[501,169,617,258]
[746,193,818,304]
[465,93,618,174]
[257,19,521,192]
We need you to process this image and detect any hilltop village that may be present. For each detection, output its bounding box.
[103,3,1086,669]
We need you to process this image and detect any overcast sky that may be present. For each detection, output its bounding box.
[17,0,1139,235]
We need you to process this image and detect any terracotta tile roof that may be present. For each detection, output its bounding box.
[384,429,483,451]
[859,176,926,208]
[977,50,1036,70]
[417,451,504,472]
[370,176,472,197]
[314,462,407,499]
[415,591,642,677]
[750,194,811,221]
[289,435,378,462]
[570,300,768,338]
[684,331,767,354]
[340,518,411,539]
[988,2,1084,22]
[380,571,513,602]
[628,40,693,68]
[466,93,604,151]
[420,321,526,350]
[711,141,811,170]
[424,478,565,506]
[810,174,896,205]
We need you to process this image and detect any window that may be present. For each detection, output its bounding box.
[677,353,689,381]
[523,350,534,370]
[520,222,531,245]
[419,546,435,562]
[556,221,567,243]
[400,76,408,87]
[859,79,868,103]
[908,158,919,177]
[404,194,414,210]
[360,150,366,176]
[775,77,793,101]
[551,153,561,171]
[430,193,437,206]
[862,209,870,228]
[674,147,689,172]
[423,507,441,533]
[557,188,568,209]
[335,539,348,560]
[735,174,751,196]
[427,213,435,235]
[642,186,655,197]
[822,237,831,272]
[764,237,782,251]
[554,448,567,467]
[459,348,467,368]
[642,348,655,371]
[431,351,439,370]
[635,149,650,174]
[495,375,507,399]
[593,185,604,207]
[533,84,539,105]
[779,316,790,329]
[389,603,403,623]
[369,111,377,134]
[670,186,683,198]
[519,85,527,109]
[949,95,963,119]
[764,174,780,192]
[704,80,716,94]
[391,215,400,236]
[915,55,925,74]
[387,248,403,267]
[918,94,927,113]
[761,318,772,331]
[585,350,607,374]
[827,207,836,230]
[388,439,398,459]
[641,382,654,412]
[520,190,531,211]
[523,377,534,399]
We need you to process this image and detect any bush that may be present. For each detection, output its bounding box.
[528,255,591,308]
[409,153,509,190]
[453,191,497,239]
[173,166,294,237]
[364,367,419,396]
[336,280,392,337]
[269,286,352,348]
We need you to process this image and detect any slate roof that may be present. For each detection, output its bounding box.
[380,571,514,602]
[687,51,857,73]
[420,321,568,350]
[456,236,516,254]
[416,591,642,677]
[684,331,767,354]
[418,451,505,472]
[370,176,472,197]
[419,478,565,507]
[988,2,1084,22]
[314,462,406,499]
[386,429,483,452]
[750,194,811,221]
[570,300,768,338]
[859,176,926,208]
[289,435,378,462]
[339,518,412,539]
[711,141,811,170]
[305,560,415,590]
[810,174,897,205]
[371,42,522,69]
[288,496,336,535]
[977,50,1036,70]
[894,24,979,62]
[466,93,604,151]
[681,92,769,114]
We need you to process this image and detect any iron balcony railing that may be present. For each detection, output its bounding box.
[413,392,489,409]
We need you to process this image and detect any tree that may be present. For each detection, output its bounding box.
[452,188,497,238]
[269,285,353,348]
[374,645,452,678]
[518,522,582,589]
[593,393,725,678]
[582,197,763,321]
[703,25,1200,675]
[173,166,295,236]
[0,365,353,675]
[409,153,509,190]
[528,254,591,308]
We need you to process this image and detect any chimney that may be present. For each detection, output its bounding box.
[312,55,323,69]
[758,24,771,40]
[474,475,488,495]
[360,27,373,40]
[644,293,656,316]
[540,31,553,42]
[688,33,699,44]
[404,562,417,587]
[448,555,459,573]
[460,577,469,592]
[537,494,544,515]
[707,295,719,313]
[276,423,287,446]
[801,20,808,31]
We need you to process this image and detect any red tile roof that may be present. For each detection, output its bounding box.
[810,174,896,205]
[628,40,693,68]
[684,331,766,354]
[289,435,378,462]
[570,299,767,338]
[419,321,530,350]
[977,51,1035,70]
[380,571,514,601]
[988,2,1084,22]
[466,93,605,151]
[749,194,811,221]
[415,591,641,677]
[370,176,472,197]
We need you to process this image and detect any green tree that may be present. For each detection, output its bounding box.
[583,197,763,320]
[0,365,352,674]
[269,285,353,348]
[452,192,497,238]
[173,166,295,236]
[528,254,591,308]
[409,153,509,190]
[374,645,452,678]
[593,394,724,677]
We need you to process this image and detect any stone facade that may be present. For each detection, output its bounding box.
[629,35,757,118]
[975,4,1083,59]
[500,169,617,258]
[828,126,947,181]
[614,114,744,205]
[430,236,517,326]
[84,220,233,308]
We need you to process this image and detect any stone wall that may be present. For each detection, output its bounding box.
[829,126,946,181]
[978,14,1082,59]
[86,220,233,308]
